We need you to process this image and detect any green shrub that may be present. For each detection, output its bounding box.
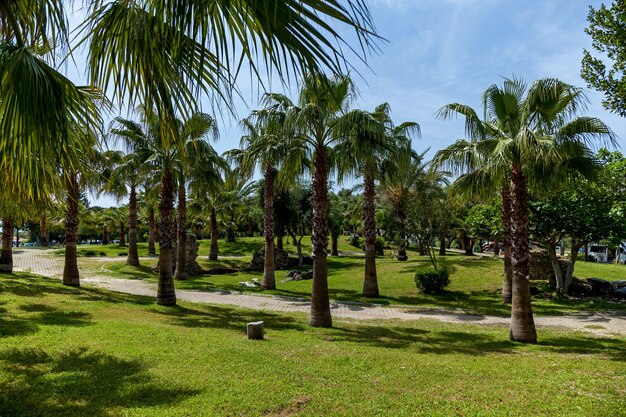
[99,251,106,256]
[118,252,128,256]
[375,236,385,256]
[348,235,361,248]
[85,250,97,257]
[414,267,450,295]
[356,236,386,256]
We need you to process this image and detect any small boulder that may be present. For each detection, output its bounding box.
[610,280,626,291]
[587,278,612,296]
[613,287,626,299]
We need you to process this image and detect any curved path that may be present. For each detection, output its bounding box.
[12,248,626,337]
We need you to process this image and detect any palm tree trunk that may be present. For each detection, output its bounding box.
[63,172,80,286]
[119,222,126,246]
[262,165,276,289]
[103,226,109,245]
[310,145,332,327]
[40,214,48,246]
[362,169,379,297]
[0,218,13,273]
[209,208,219,260]
[396,208,408,261]
[148,207,156,255]
[501,185,513,304]
[331,234,339,256]
[127,184,140,266]
[157,166,176,305]
[174,182,188,280]
[509,166,537,343]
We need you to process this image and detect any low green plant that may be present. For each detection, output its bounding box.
[118,252,128,256]
[415,266,450,295]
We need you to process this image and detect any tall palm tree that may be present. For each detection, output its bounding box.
[231,102,307,290]
[434,77,615,343]
[173,113,221,280]
[335,103,419,296]
[265,74,356,327]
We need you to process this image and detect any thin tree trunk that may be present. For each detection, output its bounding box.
[493,237,500,257]
[547,241,564,290]
[396,208,408,261]
[439,235,446,256]
[40,214,48,246]
[560,240,565,257]
[157,167,176,305]
[103,226,109,245]
[276,234,284,251]
[331,234,339,256]
[63,172,80,286]
[262,165,276,290]
[362,169,379,297]
[209,208,218,260]
[464,236,474,256]
[565,241,582,292]
[119,222,126,246]
[509,166,537,343]
[15,227,19,247]
[502,185,513,304]
[0,218,13,273]
[174,182,188,280]
[310,145,332,327]
[148,207,156,255]
[127,184,140,266]
[583,242,589,260]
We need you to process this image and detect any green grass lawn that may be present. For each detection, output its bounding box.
[0,274,623,417]
[80,237,626,316]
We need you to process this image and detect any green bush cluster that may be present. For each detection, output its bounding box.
[414,267,450,295]
[350,235,385,256]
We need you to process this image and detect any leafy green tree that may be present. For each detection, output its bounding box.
[582,0,626,116]
[465,202,502,252]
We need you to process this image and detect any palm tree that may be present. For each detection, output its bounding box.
[434,77,615,343]
[173,113,221,280]
[0,2,101,207]
[230,101,307,290]
[264,74,356,327]
[335,103,419,297]
[380,151,431,261]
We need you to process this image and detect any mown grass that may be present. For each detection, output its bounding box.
[0,274,624,417]
[77,236,626,316]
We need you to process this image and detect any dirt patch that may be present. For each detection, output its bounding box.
[264,394,311,417]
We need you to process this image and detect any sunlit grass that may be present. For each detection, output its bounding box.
[0,274,624,416]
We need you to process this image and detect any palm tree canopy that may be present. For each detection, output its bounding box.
[433,77,617,198]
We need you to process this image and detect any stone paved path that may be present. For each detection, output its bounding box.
[12,249,626,336]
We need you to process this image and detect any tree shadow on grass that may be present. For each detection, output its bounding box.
[327,323,626,359]
[0,347,199,416]
[153,303,308,334]
[327,324,514,354]
[538,335,626,362]
[0,302,92,337]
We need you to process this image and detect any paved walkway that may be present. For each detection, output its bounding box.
[11,249,626,336]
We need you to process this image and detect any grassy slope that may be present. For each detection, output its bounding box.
[0,274,624,417]
[79,237,626,316]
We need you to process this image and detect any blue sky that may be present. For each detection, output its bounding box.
[72,0,624,206]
